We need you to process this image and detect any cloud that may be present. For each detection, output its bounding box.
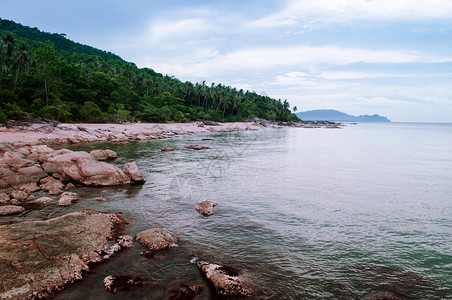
[146,18,210,42]
[253,0,452,27]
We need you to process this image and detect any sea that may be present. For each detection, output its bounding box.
[29,122,452,299]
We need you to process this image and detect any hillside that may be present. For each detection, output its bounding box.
[0,18,298,124]
[296,109,390,122]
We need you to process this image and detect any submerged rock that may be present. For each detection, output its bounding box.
[184,145,212,150]
[34,196,54,205]
[195,201,217,216]
[0,205,24,216]
[364,291,409,300]
[197,261,255,296]
[167,283,203,300]
[161,147,175,152]
[103,275,146,293]
[135,228,177,251]
[0,211,127,299]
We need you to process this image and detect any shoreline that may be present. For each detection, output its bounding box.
[0,120,341,148]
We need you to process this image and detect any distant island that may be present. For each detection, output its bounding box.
[296,109,391,122]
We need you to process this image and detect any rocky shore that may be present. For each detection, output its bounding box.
[0,120,343,299]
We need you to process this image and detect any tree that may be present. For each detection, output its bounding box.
[13,41,30,88]
[34,42,60,105]
[292,106,298,113]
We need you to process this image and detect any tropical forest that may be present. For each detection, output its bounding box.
[0,18,298,124]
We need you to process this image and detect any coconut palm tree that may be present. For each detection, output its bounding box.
[14,41,30,88]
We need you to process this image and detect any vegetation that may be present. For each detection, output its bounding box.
[0,18,298,124]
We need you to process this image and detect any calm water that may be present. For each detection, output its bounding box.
[29,122,452,299]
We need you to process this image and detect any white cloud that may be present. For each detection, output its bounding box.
[253,0,452,27]
[146,18,210,42]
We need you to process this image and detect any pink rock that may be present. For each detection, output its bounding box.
[40,178,65,195]
[89,149,117,161]
[135,228,176,251]
[0,205,24,216]
[57,192,78,206]
[195,201,217,216]
[124,162,146,183]
[10,190,28,201]
[35,197,54,204]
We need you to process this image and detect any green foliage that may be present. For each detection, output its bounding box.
[0,18,299,124]
[0,108,7,124]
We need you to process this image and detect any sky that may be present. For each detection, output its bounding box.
[1,0,452,122]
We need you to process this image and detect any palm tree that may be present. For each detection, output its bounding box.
[14,41,30,88]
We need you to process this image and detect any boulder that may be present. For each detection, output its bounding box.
[35,197,54,205]
[29,145,54,154]
[184,145,212,150]
[89,149,117,161]
[3,157,34,170]
[0,205,24,216]
[195,201,217,216]
[161,147,175,152]
[124,162,146,183]
[197,261,255,296]
[135,228,176,251]
[0,211,126,299]
[18,182,41,193]
[10,190,28,202]
[57,192,78,206]
[17,166,47,181]
[0,192,10,204]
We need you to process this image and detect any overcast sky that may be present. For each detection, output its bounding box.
[2,0,452,122]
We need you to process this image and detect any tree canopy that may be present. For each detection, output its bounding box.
[0,18,299,124]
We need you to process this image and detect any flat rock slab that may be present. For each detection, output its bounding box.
[0,211,126,299]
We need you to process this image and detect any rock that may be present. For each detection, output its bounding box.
[103,275,145,293]
[40,178,65,195]
[95,197,108,202]
[124,162,146,183]
[0,205,24,216]
[17,165,47,181]
[35,197,54,205]
[18,182,41,193]
[65,182,75,189]
[195,201,217,216]
[117,235,133,248]
[10,190,28,201]
[364,292,409,300]
[0,192,10,204]
[184,145,212,150]
[29,145,54,154]
[135,228,177,251]
[167,284,203,300]
[202,138,214,141]
[0,211,126,299]
[46,151,131,186]
[26,194,36,201]
[161,147,175,152]
[3,157,34,170]
[197,261,255,296]
[140,251,155,259]
[57,192,78,206]
[89,149,117,161]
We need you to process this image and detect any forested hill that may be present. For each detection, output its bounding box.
[0,18,298,124]
[0,18,122,61]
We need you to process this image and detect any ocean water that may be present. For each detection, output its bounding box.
[43,122,452,299]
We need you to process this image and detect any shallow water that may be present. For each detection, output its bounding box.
[20,123,452,299]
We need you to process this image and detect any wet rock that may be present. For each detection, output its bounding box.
[195,201,217,216]
[197,261,255,296]
[161,147,175,152]
[35,196,54,205]
[0,211,126,299]
[65,182,75,189]
[135,228,177,251]
[89,149,117,161]
[10,190,28,201]
[0,205,24,216]
[17,165,47,181]
[40,178,64,195]
[201,138,214,141]
[140,251,155,259]
[57,192,78,206]
[364,291,409,300]
[124,162,146,183]
[184,145,212,150]
[117,235,133,248]
[95,197,108,202]
[103,275,145,293]
[167,284,203,300]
